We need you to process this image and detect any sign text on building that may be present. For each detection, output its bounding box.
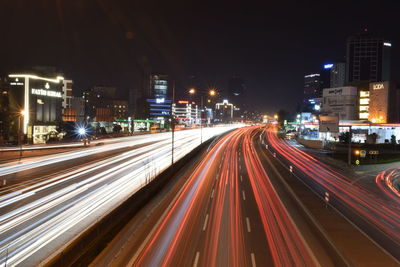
[31,88,62,98]
[373,84,384,90]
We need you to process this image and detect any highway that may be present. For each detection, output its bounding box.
[264,127,400,262]
[96,126,355,266]
[0,126,239,266]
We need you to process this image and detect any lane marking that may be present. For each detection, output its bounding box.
[246,217,251,232]
[211,189,214,199]
[239,165,241,171]
[193,251,200,267]
[240,175,243,182]
[203,214,209,231]
[242,190,246,200]
[251,253,256,267]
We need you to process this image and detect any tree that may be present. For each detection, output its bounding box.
[339,132,351,143]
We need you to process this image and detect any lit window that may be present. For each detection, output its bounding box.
[360,98,369,105]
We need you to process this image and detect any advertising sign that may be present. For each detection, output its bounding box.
[319,115,339,133]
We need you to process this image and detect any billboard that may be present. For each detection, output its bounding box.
[319,115,339,132]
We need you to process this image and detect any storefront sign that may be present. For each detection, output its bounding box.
[373,84,384,90]
[31,88,62,98]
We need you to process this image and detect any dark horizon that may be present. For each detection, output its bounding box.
[1,0,399,114]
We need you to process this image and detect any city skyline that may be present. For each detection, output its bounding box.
[0,1,399,113]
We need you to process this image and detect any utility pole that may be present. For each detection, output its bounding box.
[200,95,203,144]
[347,126,352,165]
[18,111,24,160]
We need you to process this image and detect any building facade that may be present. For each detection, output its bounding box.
[304,73,321,100]
[172,100,199,127]
[146,74,171,128]
[321,86,358,120]
[62,80,73,109]
[215,100,234,123]
[321,63,346,88]
[346,32,391,83]
[368,81,397,123]
[7,74,64,144]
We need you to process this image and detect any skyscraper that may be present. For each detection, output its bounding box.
[346,31,391,83]
[303,73,321,100]
[321,63,346,89]
[150,74,168,99]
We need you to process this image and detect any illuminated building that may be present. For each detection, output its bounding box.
[150,74,168,99]
[321,86,358,120]
[321,63,346,88]
[215,99,234,123]
[304,73,321,101]
[368,81,397,123]
[146,74,171,128]
[172,100,199,126]
[359,90,370,120]
[346,32,391,83]
[7,74,64,144]
[62,80,73,109]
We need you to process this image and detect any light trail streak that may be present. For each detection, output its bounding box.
[376,169,400,201]
[265,128,400,256]
[133,126,318,266]
[243,129,317,266]
[0,126,240,265]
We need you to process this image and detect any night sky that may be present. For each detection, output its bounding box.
[1,0,399,114]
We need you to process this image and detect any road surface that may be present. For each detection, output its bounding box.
[95,126,354,266]
[0,126,239,266]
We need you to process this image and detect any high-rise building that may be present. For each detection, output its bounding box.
[304,73,321,100]
[321,63,346,88]
[346,31,391,83]
[150,74,168,99]
[146,74,171,127]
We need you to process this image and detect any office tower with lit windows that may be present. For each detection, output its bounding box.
[346,32,391,83]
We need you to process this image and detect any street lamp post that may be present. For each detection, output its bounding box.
[18,110,25,159]
[171,81,175,165]
[200,95,203,144]
[189,88,216,144]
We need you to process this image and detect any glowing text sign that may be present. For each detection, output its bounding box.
[373,84,384,90]
[31,88,62,98]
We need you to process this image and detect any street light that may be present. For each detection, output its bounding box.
[171,81,176,165]
[76,125,89,146]
[189,88,217,144]
[274,114,279,120]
